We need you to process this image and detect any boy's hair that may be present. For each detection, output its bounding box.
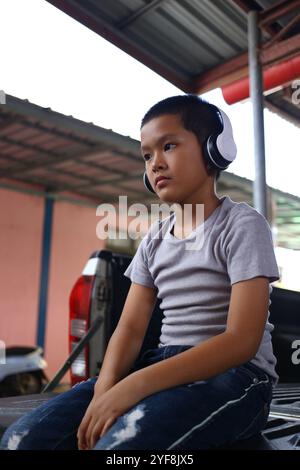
[141,94,223,182]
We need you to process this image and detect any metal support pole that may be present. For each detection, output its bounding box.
[248,11,268,218]
[36,196,54,349]
[42,315,104,393]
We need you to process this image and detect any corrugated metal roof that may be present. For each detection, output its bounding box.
[0,93,299,249]
[46,0,252,88]
[46,0,300,125]
[0,94,146,205]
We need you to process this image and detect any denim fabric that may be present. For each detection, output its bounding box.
[0,345,273,450]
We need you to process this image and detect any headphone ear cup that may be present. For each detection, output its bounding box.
[205,134,230,170]
[143,172,156,194]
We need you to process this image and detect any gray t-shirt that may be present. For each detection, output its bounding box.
[124,195,280,383]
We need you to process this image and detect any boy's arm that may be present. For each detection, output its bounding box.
[77,282,157,449]
[78,276,269,448]
[94,281,158,393]
[124,276,270,398]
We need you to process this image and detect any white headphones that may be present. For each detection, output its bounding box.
[205,108,237,170]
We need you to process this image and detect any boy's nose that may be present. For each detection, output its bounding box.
[151,151,166,170]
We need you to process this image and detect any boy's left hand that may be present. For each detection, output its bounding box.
[77,377,143,450]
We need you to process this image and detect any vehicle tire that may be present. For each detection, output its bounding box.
[17,371,44,395]
[0,370,48,397]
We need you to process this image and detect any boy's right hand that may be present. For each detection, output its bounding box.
[77,378,116,450]
[77,373,144,450]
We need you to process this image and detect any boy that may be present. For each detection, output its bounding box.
[1,95,280,450]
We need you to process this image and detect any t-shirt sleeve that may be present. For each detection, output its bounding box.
[123,235,156,288]
[224,210,280,285]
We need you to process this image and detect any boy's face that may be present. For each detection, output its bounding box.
[141,114,213,204]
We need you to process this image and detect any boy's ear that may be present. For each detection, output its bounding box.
[205,162,216,179]
[205,160,213,173]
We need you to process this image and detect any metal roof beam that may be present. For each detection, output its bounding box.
[74,158,132,174]
[18,118,97,146]
[230,0,278,36]
[0,116,20,132]
[40,167,152,200]
[75,187,155,205]
[46,166,129,188]
[8,173,141,205]
[0,134,78,163]
[0,138,100,178]
[0,110,99,147]
[0,152,25,166]
[231,0,263,10]
[1,95,142,157]
[5,162,148,199]
[116,0,167,30]
[260,0,300,26]
[51,171,146,194]
[51,175,148,199]
[0,139,140,179]
[262,13,300,48]
[193,32,300,93]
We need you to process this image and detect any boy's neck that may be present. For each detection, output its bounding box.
[172,196,221,239]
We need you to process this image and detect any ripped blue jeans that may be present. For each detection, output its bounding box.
[0,345,273,450]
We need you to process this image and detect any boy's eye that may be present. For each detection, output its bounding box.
[164,143,176,151]
[142,143,175,161]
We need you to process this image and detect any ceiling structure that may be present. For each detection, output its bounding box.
[42,0,300,250]
[47,0,300,126]
[2,0,299,356]
[0,94,299,250]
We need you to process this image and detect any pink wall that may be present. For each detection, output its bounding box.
[45,201,105,381]
[0,187,43,347]
[0,185,106,384]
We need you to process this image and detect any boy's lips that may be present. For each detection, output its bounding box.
[155,175,171,186]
